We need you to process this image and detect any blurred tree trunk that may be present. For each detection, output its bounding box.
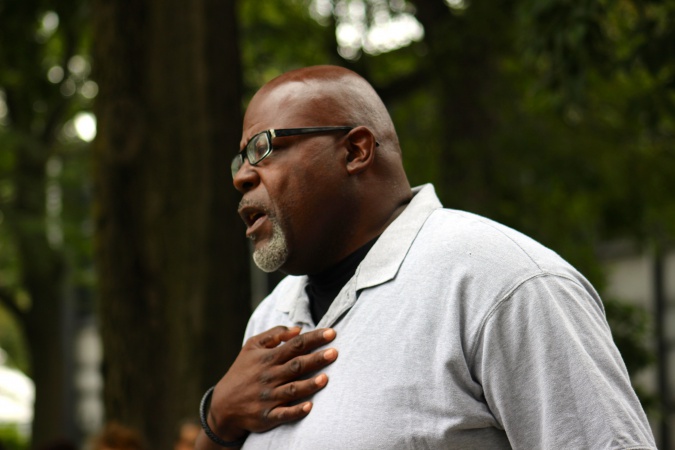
[12,141,69,445]
[8,129,71,446]
[91,0,249,446]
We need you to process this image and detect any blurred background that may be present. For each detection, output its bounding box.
[0,0,673,448]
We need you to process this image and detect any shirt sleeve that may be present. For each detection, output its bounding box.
[474,273,656,449]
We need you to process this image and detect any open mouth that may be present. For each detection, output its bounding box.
[238,201,269,232]
[247,211,265,227]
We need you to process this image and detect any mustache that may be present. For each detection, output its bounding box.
[238,198,276,220]
[239,198,267,213]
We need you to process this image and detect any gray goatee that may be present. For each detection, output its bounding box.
[250,213,289,273]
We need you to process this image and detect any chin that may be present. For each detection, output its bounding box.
[252,234,289,273]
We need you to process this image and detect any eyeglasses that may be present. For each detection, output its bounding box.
[231,126,353,178]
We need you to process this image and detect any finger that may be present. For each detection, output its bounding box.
[271,373,330,403]
[278,326,304,343]
[257,347,337,388]
[278,348,338,382]
[260,401,314,430]
[276,328,337,360]
[254,326,302,349]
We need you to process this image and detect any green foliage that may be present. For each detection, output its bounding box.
[239,0,339,101]
[0,424,28,450]
[393,88,443,189]
[0,1,94,442]
[604,297,658,412]
[515,0,675,250]
[516,0,612,101]
[604,297,654,375]
[0,306,29,372]
[0,0,93,326]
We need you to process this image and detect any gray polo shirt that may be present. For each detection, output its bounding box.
[242,184,655,449]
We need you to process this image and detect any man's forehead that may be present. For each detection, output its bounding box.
[242,81,327,138]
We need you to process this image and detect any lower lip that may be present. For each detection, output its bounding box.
[246,215,268,237]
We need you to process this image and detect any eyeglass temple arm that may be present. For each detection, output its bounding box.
[271,126,353,138]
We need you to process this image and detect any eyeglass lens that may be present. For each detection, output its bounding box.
[249,132,271,164]
[231,131,272,178]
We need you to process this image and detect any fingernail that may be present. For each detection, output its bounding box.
[323,329,335,340]
[324,348,337,360]
[315,374,327,386]
[303,402,312,412]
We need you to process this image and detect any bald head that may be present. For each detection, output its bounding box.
[247,65,400,153]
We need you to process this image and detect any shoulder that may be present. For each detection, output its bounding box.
[399,208,601,335]
[415,208,582,281]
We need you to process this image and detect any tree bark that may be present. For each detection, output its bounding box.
[91,0,249,446]
[12,138,70,446]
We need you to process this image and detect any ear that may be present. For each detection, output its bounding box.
[345,126,378,175]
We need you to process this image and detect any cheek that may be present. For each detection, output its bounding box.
[263,154,343,241]
[274,194,307,241]
[269,189,316,249]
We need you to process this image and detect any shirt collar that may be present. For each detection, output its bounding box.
[276,184,443,326]
[354,183,442,291]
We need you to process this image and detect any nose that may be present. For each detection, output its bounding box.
[232,161,260,193]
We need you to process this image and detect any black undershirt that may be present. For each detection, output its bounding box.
[306,237,379,325]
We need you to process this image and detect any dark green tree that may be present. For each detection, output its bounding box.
[91,0,249,446]
[0,0,91,444]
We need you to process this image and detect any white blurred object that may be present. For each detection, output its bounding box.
[74,324,104,433]
[0,348,34,425]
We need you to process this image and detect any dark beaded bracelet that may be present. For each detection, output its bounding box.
[199,386,248,448]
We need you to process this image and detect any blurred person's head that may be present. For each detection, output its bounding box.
[90,421,145,450]
[174,420,200,450]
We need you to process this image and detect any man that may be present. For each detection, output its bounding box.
[196,65,655,449]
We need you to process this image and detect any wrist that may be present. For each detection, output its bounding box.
[199,386,249,447]
[207,404,248,442]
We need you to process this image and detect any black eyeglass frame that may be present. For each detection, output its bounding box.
[231,126,354,178]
